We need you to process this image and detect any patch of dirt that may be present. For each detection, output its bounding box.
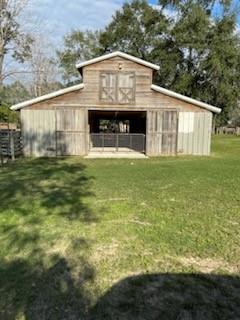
[106,219,152,226]
[96,197,129,203]
[177,256,239,273]
[91,240,120,263]
[128,219,152,226]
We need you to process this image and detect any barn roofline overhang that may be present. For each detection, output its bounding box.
[151,84,221,114]
[76,51,160,72]
[10,83,85,111]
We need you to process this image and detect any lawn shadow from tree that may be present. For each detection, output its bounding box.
[0,157,96,220]
[1,158,240,319]
[0,157,102,319]
[0,249,95,319]
[89,272,240,320]
[0,157,99,253]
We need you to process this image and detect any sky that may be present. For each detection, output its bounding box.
[6,0,239,84]
[24,0,158,48]
[24,0,239,50]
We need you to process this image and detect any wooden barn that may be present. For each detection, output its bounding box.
[11,51,221,157]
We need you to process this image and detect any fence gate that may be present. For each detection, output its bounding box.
[55,109,87,156]
[147,110,178,156]
[90,133,146,153]
[0,130,22,162]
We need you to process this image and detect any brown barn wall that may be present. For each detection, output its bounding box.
[24,57,207,113]
[20,56,212,157]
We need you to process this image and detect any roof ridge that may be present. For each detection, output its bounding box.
[76,51,160,71]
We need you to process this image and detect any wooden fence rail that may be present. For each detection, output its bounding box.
[0,130,22,165]
[215,127,240,136]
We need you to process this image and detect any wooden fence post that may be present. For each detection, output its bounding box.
[0,133,3,165]
[10,131,15,161]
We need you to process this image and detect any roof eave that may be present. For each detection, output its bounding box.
[10,83,85,111]
[151,84,221,114]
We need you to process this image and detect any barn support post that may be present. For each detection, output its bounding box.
[10,130,15,161]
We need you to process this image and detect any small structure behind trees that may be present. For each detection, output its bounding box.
[215,127,240,136]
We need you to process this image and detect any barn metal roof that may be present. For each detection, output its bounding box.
[151,84,221,114]
[10,51,221,114]
[76,51,160,71]
[10,84,85,110]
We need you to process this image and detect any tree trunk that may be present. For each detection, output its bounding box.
[0,49,4,89]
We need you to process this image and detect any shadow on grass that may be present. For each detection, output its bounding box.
[0,250,95,320]
[0,159,239,319]
[90,273,240,320]
[0,158,97,254]
[0,158,99,319]
[1,265,239,319]
[0,157,95,221]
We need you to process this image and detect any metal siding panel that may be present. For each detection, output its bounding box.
[199,113,205,155]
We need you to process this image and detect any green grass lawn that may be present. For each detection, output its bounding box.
[0,135,239,319]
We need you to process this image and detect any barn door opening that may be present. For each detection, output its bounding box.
[88,110,146,153]
[147,110,178,156]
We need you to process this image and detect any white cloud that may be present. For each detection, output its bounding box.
[22,0,127,48]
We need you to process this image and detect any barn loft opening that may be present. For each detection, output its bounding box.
[88,110,146,153]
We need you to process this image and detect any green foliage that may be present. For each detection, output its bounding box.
[0,81,31,123]
[55,0,240,124]
[0,103,18,123]
[99,0,177,87]
[200,14,240,123]
[0,81,31,105]
[158,0,240,124]
[99,0,168,58]
[57,30,101,84]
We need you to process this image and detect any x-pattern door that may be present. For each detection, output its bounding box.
[100,72,135,104]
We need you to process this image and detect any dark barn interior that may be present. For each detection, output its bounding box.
[88,111,146,153]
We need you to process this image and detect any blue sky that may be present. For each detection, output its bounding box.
[24,0,159,49]
[24,0,239,50]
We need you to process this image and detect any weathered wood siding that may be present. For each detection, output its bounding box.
[178,112,212,155]
[56,108,87,156]
[24,57,207,113]
[21,109,87,157]
[146,110,178,156]
[20,56,214,157]
[21,109,56,157]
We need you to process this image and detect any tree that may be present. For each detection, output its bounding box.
[0,80,29,123]
[99,0,172,85]
[0,0,33,87]
[55,0,239,124]
[0,80,30,104]
[159,0,240,123]
[0,81,27,123]
[200,13,240,123]
[0,103,18,123]
[26,33,62,97]
[57,30,101,85]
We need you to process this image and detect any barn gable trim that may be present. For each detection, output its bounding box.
[10,83,85,111]
[151,84,221,114]
[76,51,160,71]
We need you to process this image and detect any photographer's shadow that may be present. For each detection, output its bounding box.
[90,273,240,320]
